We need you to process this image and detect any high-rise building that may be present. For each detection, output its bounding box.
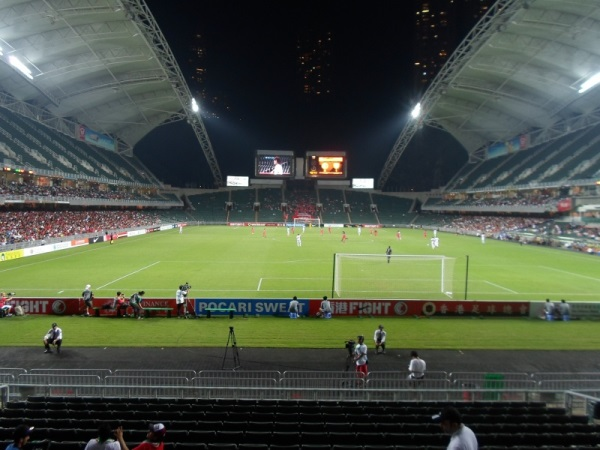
[188,33,229,119]
[297,30,333,99]
[413,0,494,90]
[189,33,207,97]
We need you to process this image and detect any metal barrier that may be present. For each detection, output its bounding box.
[104,376,190,387]
[281,371,357,380]
[2,368,600,403]
[17,374,103,385]
[197,370,281,379]
[191,377,278,388]
[533,372,600,381]
[564,390,600,420]
[113,369,197,378]
[449,371,531,382]
[29,368,112,378]
[366,370,449,380]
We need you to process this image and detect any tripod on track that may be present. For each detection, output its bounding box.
[222,326,241,370]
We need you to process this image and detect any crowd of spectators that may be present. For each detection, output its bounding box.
[284,189,317,218]
[0,180,160,201]
[448,215,548,237]
[0,210,160,245]
[429,193,558,208]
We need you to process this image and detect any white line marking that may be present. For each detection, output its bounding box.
[97,261,161,289]
[484,280,518,294]
[257,278,263,291]
[541,266,600,283]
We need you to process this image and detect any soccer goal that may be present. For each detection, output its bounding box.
[293,216,321,228]
[332,253,456,299]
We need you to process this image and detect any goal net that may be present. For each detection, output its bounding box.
[293,217,321,228]
[333,253,456,299]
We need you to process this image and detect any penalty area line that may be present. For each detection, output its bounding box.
[97,261,161,289]
[483,280,518,294]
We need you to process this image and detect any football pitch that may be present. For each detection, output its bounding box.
[1,225,600,302]
[2,225,600,350]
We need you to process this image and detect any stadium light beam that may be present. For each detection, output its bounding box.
[410,102,421,119]
[8,55,33,80]
[191,98,199,113]
[579,73,600,94]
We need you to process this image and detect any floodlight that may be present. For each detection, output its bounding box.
[410,102,421,119]
[191,97,199,112]
[8,55,32,79]
[579,73,600,94]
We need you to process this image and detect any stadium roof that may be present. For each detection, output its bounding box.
[0,0,222,184]
[379,0,600,189]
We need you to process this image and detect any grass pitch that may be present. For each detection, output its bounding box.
[1,225,600,350]
[1,225,599,301]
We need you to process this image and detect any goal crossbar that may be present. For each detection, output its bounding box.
[332,253,456,299]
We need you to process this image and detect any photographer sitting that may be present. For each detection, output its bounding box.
[0,292,14,317]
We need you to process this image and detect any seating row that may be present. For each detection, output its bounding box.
[1,428,599,447]
[14,400,554,416]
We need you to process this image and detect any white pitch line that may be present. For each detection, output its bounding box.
[97,261,161,289]
[484,280,518,294]
[541,266,600,283]
[257,278,263,291]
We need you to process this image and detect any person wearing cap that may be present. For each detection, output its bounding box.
[43,322,63,354]
[435,406,478,449]
[6,424,33,449]
[353,335,368,378]
[82,284,94,317]
[84,423,120,450]
[115,423,165,450]
[373,324,387,354]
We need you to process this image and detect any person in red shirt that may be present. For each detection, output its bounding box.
[341,231,347,243]
[0,292,13,317]
[116,423,165,450]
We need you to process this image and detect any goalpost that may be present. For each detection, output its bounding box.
[293,216,321,228]
[332,253,456,299]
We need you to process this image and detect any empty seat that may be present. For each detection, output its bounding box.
[47,441,84,450]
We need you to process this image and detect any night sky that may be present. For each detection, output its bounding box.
[137,1,467,190]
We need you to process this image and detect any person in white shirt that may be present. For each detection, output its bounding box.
[288,296,299,319]
[408,350,426,379]
[435,406,478,450]
[84,423,121,450]
[316,296,332,318]
[296,234,302,247]
[176,285,187,318]
[373,324,386,354]
[353,335,368,378]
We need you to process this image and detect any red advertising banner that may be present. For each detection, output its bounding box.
[556,198,572,212]
[7,298,176,317]
[311,299,529,317]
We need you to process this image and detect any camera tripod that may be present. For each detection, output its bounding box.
[222,326,241,370]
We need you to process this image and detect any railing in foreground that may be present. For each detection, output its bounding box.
[2,370,600,406]
[6,383,600,406]
[564,391,600,422]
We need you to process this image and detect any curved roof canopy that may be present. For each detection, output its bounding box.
[0,0,222,184]
[379,0,600,189]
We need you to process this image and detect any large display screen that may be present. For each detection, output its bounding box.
[227,176,249,187]
[305,151,347,178]
[255,150,295,177]
[352,178,374,189]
